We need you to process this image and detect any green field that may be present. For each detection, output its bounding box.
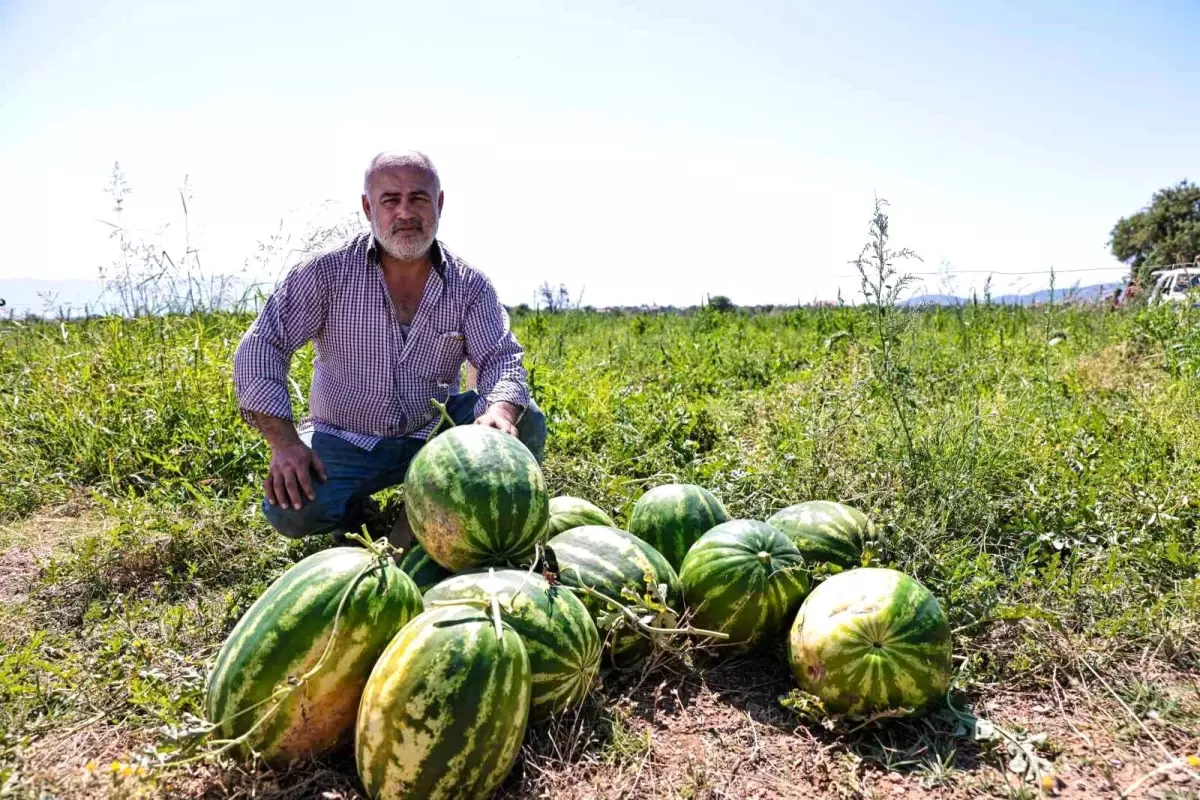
[1,298,1199,798]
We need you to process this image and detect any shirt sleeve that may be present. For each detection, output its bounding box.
[463,276,531,418]
[232,253,332,427]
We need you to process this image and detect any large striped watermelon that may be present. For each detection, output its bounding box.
[405,425,549,572]
[547,525,682,665]
[678,520,809,649]
[788,568,952,716]
[424,568,601,720]
[397,542,452,593]
[629,484,729,570]
[356,604,531,800]
[547,496,615,536]
[204,548,423,763]
[767,501,880,569]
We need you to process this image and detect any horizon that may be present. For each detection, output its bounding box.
[2,1,1197,313]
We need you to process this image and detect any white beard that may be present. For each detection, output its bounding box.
[374,218,438,261]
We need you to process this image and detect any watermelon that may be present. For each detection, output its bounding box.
[424,568,601,720]
[397,541,452,593]
[629,483,729,570]
[547,525,682,665]
[547,496,615,536]
[678,520,809,649]
[766,500,879,569]
[356,604,531,800]
[204,548,423,763]
[405,425,549,572]
[788,568,952,716]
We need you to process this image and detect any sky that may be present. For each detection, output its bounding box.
[2,0,1198,311]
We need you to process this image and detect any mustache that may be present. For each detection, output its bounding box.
[391,220,424,234]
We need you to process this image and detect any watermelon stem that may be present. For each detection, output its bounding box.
[428,398,456,437]
[559,565,729,641]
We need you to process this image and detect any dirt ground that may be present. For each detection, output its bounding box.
[10,651,1198,800]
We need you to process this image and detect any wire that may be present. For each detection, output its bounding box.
[834,265,1129,279]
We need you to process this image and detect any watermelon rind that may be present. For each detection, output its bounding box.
[397,541,452,593]
[356,604,532,800]
[547,496,616,536]
[204,547,423,763]
[787,567,952,716]
[679,520,810,649]
[767,500,879,569]
[404,425,549,572]
[424,568,601,720]
[629,483,730,570]
[547,525,681,665]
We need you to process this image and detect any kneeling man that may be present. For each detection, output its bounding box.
[232,151,544,543]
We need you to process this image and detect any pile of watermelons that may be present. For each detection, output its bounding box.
[202,426,953,799]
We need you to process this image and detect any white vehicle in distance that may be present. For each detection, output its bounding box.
[1148,260,1200,305]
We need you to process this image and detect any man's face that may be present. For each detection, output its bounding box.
[362,165,444,261]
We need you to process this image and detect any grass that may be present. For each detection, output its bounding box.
[1,283,1200,796]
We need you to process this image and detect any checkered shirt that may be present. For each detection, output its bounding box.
[232,233,530,450]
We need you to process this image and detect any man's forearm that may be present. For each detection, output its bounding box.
[247,411,301,450]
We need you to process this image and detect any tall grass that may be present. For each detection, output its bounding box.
[1,279,1199,794]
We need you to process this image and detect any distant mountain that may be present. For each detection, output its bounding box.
[903,283,1122,307]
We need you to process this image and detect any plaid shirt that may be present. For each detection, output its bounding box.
[232,233,530,450]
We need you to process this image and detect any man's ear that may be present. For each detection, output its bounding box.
[361,193,371,218]
[437,190,445,214]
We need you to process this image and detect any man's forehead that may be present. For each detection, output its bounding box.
[367,165,438,194]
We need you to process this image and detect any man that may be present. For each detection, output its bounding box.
[232,151,544,544]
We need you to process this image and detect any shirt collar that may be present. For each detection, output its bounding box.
[366,236,446,277]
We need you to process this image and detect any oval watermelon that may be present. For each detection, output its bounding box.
[679,520,809,649]
[204,548,423,763]
[547,496,616,536]
[788,567,952,716]
[397,541,452,593]
[405,425,549,572]
[356,604,531,800]
[629,484,729,570]
[424,568,601,720]
[547,525,682,665]
[766,500,879,569]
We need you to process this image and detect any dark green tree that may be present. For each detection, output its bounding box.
[707,295,734,312]
[1109,180,1200,284]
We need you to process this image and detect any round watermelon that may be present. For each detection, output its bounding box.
[628,483,730,570]
[547,525,682,665]
[547,496,615,536]
[788,568,952,716]
[397,541,452,593]
[204,548,423,763]
[424,568,601,720]
[678,520,809,649]
[405,425,549,571]
[767,500,879,569]
[356,604,531,800]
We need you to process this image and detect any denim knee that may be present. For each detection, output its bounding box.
[518,400,547,463]
[261,496,340,539]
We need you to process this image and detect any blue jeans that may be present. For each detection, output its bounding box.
[262,391,546,539]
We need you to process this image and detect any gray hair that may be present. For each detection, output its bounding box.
[363,150,440,195]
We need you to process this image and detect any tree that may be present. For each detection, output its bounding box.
[707,295,734,312]
[1109,180,1200,284]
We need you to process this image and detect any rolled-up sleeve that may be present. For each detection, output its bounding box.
[232,254,332,427]
[463,276,530,417]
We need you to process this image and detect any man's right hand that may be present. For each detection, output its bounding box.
[266,441,327,510]
[247,411,328,510]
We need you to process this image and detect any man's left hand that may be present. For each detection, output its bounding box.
[474,401,521,437]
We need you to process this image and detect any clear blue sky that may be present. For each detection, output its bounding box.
[2,0,1197,307]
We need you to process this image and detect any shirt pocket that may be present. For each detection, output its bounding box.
[414,330,466,385]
